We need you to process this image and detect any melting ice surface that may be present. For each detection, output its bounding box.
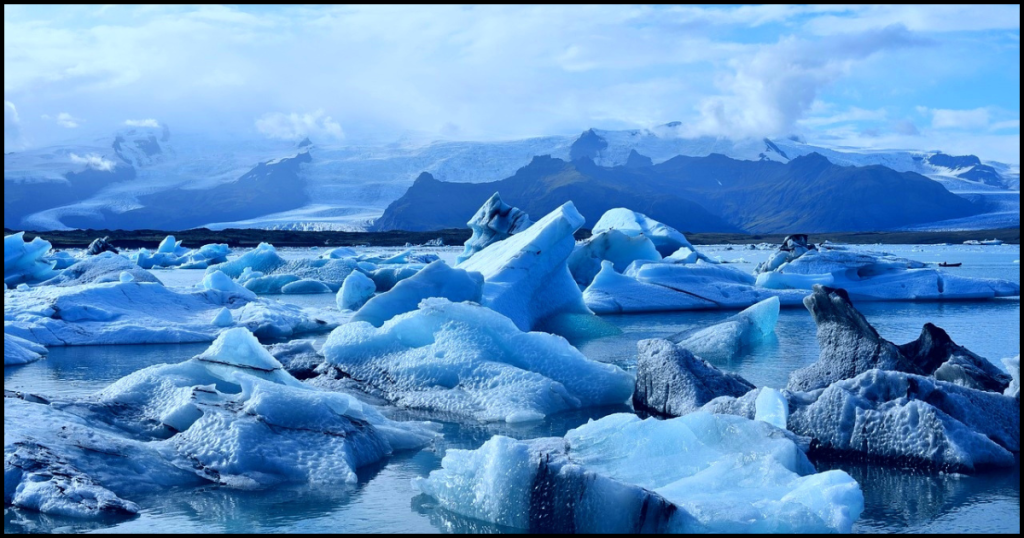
[4,244,1019,534]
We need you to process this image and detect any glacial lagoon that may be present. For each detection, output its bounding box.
[5,244,1019,534]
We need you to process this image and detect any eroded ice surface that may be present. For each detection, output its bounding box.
[4,233,58,287]
[415,412,864,533]
[672,297,780,361]
[322,299,633,423]
[457,193,532,264]
[567,230,661,287]
[352,261,483,327]
[4,334,46,367]
[337,271,377,312]
[592,208,710,259]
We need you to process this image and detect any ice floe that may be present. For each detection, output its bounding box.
[414,412,864,533]
[457,193,532,264]
[592,208,710,259]
[670,297,780,361]
[352,261,483,327]
[567,230,661,287]
[4,333,47,366]
[4,233,59,287]
[1004,356,1020,399]
[321,299,633,423]
[41,253,160,287]
[337,271,377,311]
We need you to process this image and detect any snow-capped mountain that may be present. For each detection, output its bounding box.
[4,123,1018,232]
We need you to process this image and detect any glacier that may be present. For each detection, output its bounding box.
[320,299,633,423]
[457,193,532,264]
[414,412,864,533]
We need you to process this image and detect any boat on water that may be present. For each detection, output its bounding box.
[939,262,963,268]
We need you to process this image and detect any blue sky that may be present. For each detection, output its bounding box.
[4,5,1020,162]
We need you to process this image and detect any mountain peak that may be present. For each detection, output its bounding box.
[625,149,654,168]
[570,129,608,161]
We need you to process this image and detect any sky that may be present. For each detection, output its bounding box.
[4,4,1021,162]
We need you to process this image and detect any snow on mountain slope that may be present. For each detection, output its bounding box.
[4,124,1018,232]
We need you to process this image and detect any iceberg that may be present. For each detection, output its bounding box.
[46,251,79,270]
[267,339,323,379]
[592,208,710,259]
[789,286,1011,393]
[567,230,661,287]
[321,299,633,423]
[4,333,47,366]
[457,203,593,332]
[325,247,358,259]
[671,297,780,361]
[280,279,333,295]
[207,243,287,279]
[85,236,118,256]
[178,243,232,270]
[337,271,377,311]
[201,270,257,301]
[584,261,806,314]
[756,243,1020,301]
[457,193,533,264]
[1004,356,1020,399]
[4,280,335,346]
[369,265,424,292]
[42,252,160,287]
[4,329,436,518]
[414,412,864,533]
[633,339,755,418]
[353,261,483,327]
[5,232,59,287]
[231,254,363,295]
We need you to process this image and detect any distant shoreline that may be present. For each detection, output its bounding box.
[7,227,1019,249]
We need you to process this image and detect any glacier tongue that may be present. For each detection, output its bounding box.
[414,412,864,534]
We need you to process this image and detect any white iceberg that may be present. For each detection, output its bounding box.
[457,202,593,332]
[754,387,789,430]
[41,252,160,287]
[353,261,483,327]
[457,193,533,264]
[567,230,662,287]
[201,270,257,301]
[4,280,335,346]
[592,208,710,258]
[178,243,232,270]
[672,297,780,361]
[414,412,864,533]
[337,271,377,311]
[231,254,363,295]
[207,243,287,278]
[321,299,633,423]
[584,261,806,314]
[1004,356,1020,399]
[4,329,436,518]
[756,246,1020,301]
[4,232,59,287]
[4,333,47,366]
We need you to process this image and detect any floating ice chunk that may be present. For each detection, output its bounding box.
[281,279,333,295]
[4,333,47,366]
[633,339,755,417]
[202,270,257,301]
[755,388,788,430]
[322,299,633,423]
[177,244,232,269]
[1004,356,1020,399]
[325,247,357,259]
[4,281,335,346]
[415,412,864,534]
[46,251,79,270]
[41,252,160,287]
[790,286,1011,393]
[85,236,118,256]
[457,193,533,264]
[337,271,376,311]
[672,297,780,361]
[584,261,805,314]
[212,307,234,328]
[241,274,299,294]
[592,208,711,259]
[370,265,423,292]
[666,246,700,264]
[457,202,592,332]
[157,235,189,256]
[353,261,483,327]
[194,327,297,385]
[207,243,287,278]
[4,232,58,287]
[567,230,661,287]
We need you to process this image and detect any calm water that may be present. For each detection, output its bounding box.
[5,244,1019,534]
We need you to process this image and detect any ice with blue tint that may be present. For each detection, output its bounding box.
[4,329,437,519]
[178,244,232,270]
[457,202,593,332]
[370,265,424,292]
[755,387,789,430]
[756,247,1020,301]
[4,333,46,366]
[584,260,806,314]
[457,193,533,264]
[228,252,363,295]
[157,236,189,257]
[42,252,159,287]
[673,297,781,361]
[337,271,377,311]
[567,230,662,287]
[1004,356,1020,399]
[4,279,335,346]
[207,243,287,278]
[4,233,58,287]
[415,412,864,533]
[592,208,711,259]
[325,247,358,259]
[280,279,333,295]
[46,251,79,271]
[322,299,633,423]
[353,261,483,327]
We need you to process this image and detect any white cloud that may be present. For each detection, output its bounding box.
[4,101,23,150]
[56,112,81,128]
[69,153,116,171]
[929,108,992,130]
[255,110,344,141]
[124,118,160,128]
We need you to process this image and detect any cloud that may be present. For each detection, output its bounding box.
[124,118,160,128]
[892,119,920,136]
[56,112,81,128]
[929,108,992,130]
[69,153,116,171]
[690,25,927,138]
[255,110,344,141]
[4,101,23,150]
